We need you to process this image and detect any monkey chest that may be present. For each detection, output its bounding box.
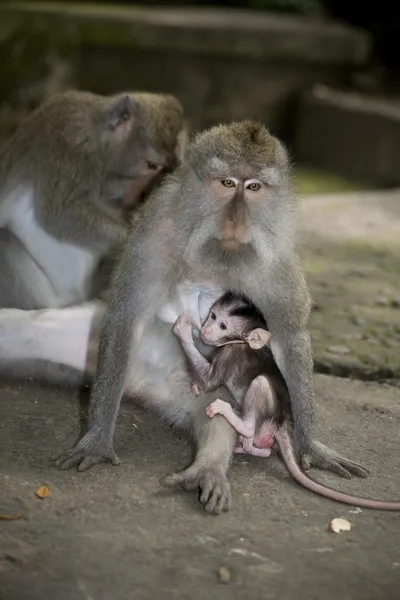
[4,189,98,305]
[157,279,226,328]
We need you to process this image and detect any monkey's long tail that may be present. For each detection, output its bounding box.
[275,428,400,511]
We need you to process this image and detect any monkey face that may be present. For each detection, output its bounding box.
[181,121,293,267]
[209,176,267,250]
[201,306,247,347]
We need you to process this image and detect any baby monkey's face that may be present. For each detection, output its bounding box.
[201,302,271,350]
[200,305,243,346]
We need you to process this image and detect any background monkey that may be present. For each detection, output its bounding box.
[18,119,369,516]
[0,89,187,310]
[173,292,400,511]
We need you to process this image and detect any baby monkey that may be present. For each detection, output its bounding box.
[173,291,400,511]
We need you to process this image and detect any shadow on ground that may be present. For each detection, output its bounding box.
[0,375,399,600]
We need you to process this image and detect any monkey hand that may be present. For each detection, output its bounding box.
[52,430,120,472]
[295,437,369,479]
[160,463,232,515]
[191,381,203,396]
[172,313,193,341]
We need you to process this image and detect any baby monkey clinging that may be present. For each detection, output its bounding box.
[173,290,288,457]
[173,291,400,510]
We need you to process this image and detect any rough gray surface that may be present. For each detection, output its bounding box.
[0,4,370,139]
[295,85,400,185]
[0,3,369,63]
[1,375,399,600]
[301,189,400,383]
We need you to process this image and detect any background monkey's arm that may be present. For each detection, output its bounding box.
[38,187,128,251]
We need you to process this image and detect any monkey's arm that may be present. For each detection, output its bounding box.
[54,220,165,471]
[39,185,128,252]
[248,263,368,479]
[173,314,224,391]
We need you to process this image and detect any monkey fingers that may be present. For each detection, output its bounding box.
[298,439,369,479]
[191,381,202,396]
[161,464,232,514]
[52,432,120,472]
[172,313,193,341]
[206,399,255,439]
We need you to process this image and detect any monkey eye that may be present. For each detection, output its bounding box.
[210,312,216,320]
[247,182,261,191]
[221,179,235,188]
[220,323,227,330]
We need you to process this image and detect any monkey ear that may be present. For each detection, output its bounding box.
[246,328,271,350]
[107,95,138,132]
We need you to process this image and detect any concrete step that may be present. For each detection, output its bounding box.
[295,85,400,186]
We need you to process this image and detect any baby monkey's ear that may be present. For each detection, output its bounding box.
[246,328,271,350]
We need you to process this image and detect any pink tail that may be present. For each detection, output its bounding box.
[275,428,400,511]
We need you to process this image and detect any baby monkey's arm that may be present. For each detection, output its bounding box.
[173,313,224,391]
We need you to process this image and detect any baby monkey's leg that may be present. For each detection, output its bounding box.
[207,375,278,456]
[206,398,255,439]
[234,446,272,457]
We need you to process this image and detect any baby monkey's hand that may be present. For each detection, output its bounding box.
[173,313,194,342]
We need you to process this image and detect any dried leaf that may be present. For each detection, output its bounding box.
[0,511,26,521]
[35,485,50,499]
[218,566,231,584]
[329,517,351,533]
[0,498,27,520]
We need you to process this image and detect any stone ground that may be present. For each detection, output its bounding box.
[0,188,400,600]
[301,188,400,384]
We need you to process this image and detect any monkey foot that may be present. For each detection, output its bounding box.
[296,437,370,479]
[161,464,232,514]
[52,432,120,472]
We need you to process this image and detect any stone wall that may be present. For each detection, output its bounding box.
[295,85,400,185]
[0,2,370,144]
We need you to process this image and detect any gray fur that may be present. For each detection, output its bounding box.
[51,121,367,514]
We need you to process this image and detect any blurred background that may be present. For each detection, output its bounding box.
[1,7,400,595]
[1,0,400,379]
[1,0,400,191]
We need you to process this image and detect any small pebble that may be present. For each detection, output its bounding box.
[218,566,231,584]
[348,269,366,278]
[375,295,389,307]
[327,345,350,355]
[329,518,352,533]
[352,315,366,327]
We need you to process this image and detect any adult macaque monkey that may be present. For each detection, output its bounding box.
[174,293,400,511]
[19,119,367,516]
[0,89,187,309]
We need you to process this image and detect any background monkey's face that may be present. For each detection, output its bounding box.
[179,121,295,267]
[98,92,187,211]
[99,93,164,182]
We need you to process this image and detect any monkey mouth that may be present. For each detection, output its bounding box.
[219,238,246,251]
